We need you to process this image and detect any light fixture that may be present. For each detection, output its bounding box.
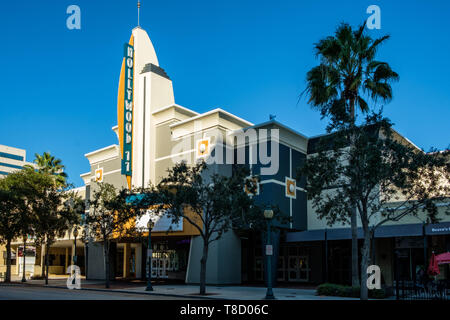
[289,183,295,193]
[264,208,274,220]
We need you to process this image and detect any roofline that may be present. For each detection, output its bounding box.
[308,126,423,152]
[241,120,309,140]
[152,104,199,116]
[84,144,118,158]
[80,172,91,178]
[68,186,86,192]
[390,128,422,152]
[169,108,253,128]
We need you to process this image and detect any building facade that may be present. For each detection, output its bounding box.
[6,24,444,288]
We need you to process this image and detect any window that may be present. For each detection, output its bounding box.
[0,152,24,161]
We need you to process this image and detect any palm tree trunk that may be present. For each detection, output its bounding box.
[349,101,360,288]
[199,239,209,295]
[360,227,372,300]
[351,209,360,287]
[21,237,27,282]
[5,239,11,283]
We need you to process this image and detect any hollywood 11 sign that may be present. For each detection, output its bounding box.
[122,43,134,176]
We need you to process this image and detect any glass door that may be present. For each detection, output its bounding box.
[288,256,310,282]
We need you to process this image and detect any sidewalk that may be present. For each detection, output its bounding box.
[1,278,359,300]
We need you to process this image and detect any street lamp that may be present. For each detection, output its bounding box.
[73,227,78,265]
[264,208,275,300]
[146,219,154,291]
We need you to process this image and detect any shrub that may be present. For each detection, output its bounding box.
[316,283,387,299]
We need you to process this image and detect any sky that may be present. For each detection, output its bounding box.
[1,0,449,187]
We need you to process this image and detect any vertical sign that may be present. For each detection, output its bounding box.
[122,44,134,176]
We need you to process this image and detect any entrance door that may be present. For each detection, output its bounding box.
[152,252,169,279]
[288,256,310,282]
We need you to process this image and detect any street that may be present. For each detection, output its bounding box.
[0,285,202,300]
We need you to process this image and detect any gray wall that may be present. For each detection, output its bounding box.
[86,242,105,280]
[86,242,116,280]
[186,231,242,285]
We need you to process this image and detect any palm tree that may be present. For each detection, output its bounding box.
[31,152,68,187]
[303,22,399,288]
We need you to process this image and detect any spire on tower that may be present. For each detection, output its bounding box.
[137,1,141,26]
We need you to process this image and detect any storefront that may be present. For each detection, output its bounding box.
[285,221,450,287]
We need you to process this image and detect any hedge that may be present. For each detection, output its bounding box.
[316,283,387,299]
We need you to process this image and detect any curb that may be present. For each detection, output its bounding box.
[0,282,232,300]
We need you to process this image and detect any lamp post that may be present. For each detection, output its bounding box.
[73,227,78,265]
[146,219,154,291]
[264,208,275,300]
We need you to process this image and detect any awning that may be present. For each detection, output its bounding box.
[374,224,423,238]
[287,223,425,242]
[286,229,325,242]
[327,228,364,240]
[425,221,450,235]
[287,222,450,243]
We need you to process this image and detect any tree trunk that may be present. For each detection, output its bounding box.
[45,242,50,285]
[21,237,27,282]
[5,239,11,283]
[103,239,110,289]
[199,239,209,295]
[360,227,371,300]
[349,103,360,288]
[351,208,360,287]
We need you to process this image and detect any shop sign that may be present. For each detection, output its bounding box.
[425,222,450,235]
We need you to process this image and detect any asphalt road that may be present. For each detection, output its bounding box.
[0,285,200,300]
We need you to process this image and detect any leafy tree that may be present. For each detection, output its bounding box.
[139,161,262,295]
[299,113,450,300]
[33,187,83,285]
[85,182,138,288]
[303,21,399,287]
[0,177,22,282]
[3,168,44,282]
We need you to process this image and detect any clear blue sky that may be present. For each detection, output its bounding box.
[1,0,449,187]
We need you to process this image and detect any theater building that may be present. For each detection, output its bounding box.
[76,25,449,287]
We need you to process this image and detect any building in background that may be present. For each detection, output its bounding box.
[0,144,33,177]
